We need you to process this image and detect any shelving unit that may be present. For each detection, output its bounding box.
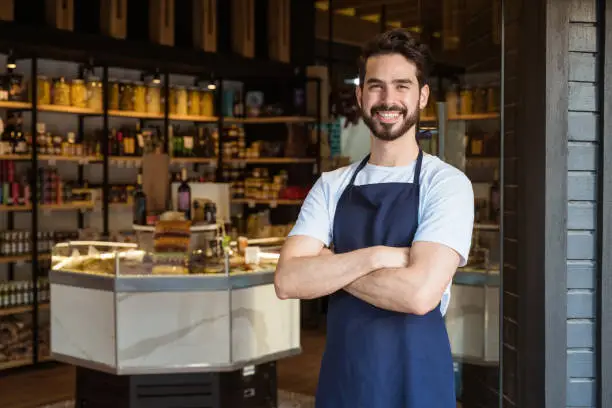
[0,51,322,373]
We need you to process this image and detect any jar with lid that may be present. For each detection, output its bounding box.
[146,83,161,114]
[445,84,458,117]
[168,86,177,114]
[119,81,134,111]
[472,87,487,114]
[200,90,214,117]
[459,85,473,115]
[486,84,499,112]
[86,77,103,111]
[174,86,188,115]
[52,77,70,106]
[71,79,87,108]
[188,87,200,116]
[108,79,120,110]
[37,76,51,105]
[133,81,147,112]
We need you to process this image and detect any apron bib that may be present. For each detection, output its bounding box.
[315,150,455,408]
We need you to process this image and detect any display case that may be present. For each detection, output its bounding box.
[49,239,300,376]
[446,225,500,366]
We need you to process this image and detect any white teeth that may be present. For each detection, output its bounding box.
[377,111,400,120]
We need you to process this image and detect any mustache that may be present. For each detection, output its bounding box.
[370,104,407,115]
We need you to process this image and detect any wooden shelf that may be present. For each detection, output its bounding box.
[0,303,49,318]
[0,359,32,370]
[108,110,163,119]
[38,105,102,115]
[171,157,217,164]
[232,198,304,206]
[0,202,95,212]
[419,113,499,122]
[170,113,218,122]
[451,113,499,121]
[0,253,51,264]
[225,116,317,124]
[0,154,30,161]
[225,157,316,164]
[0,101,32,110]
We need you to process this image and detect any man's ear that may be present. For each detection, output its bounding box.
[355,85,362,109]
[419,84,430,110]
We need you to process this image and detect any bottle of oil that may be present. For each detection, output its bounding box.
[133,172,147,225]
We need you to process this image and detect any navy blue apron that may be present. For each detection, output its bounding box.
[315,149,455,408]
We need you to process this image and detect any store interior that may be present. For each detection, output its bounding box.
[0,1,504,407]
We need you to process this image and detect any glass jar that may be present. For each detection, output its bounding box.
[200,91,214,117]
[108,79,120,110]
[87,77,103,111]
[52,77,70,106]
[37,76,51,105]
[459,86,473,115]
[119,81,134,111]
[486,84,499,112]
[133,81,147,113]
[445,84,458,117]
[146,83,161,114]
[168,86,177,114]
[175,86,188,116]
[71,79,87,108]
[188,87,200,116]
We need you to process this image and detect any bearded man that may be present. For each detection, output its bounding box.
[274,29,474,408]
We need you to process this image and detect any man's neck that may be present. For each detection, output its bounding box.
[369,129,420,167]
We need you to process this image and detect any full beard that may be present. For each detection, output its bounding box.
[361,103,419,142]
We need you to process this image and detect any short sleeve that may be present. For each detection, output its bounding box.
[287,176,332,246]
[414,171,474,266]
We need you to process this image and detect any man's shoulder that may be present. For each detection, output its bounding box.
[420,155,473,194]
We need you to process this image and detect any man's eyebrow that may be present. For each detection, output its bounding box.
[393,78,413,85]
[365,78,414,85]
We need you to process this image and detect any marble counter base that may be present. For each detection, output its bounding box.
[51,282,301,374]
[445,284,499,364]
[38,391,316,408]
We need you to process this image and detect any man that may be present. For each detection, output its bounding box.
[274,29,474,408]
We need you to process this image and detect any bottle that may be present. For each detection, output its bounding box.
[133,173,147,225]
[177,167,191,220]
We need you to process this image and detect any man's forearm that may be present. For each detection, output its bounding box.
[344,267,428,314]
[275,246,384,300]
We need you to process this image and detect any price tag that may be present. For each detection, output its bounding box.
[269,200,277,208]
[78,158,89,165]
[43,209,51,216]
[48,158,56,166]
[117,160,125,168]
[248,200,255,208]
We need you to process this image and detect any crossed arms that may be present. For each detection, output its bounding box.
[274,235,460,315]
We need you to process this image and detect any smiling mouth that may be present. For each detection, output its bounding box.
[375,110,403,124]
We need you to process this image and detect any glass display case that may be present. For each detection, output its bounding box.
[48,233,297,376]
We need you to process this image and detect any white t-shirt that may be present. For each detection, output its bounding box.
[288,153,475,315]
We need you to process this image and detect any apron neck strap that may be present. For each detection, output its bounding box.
[413,149,423,185]
[349,154,370,187]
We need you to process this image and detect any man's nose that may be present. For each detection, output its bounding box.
[381,87,398,105]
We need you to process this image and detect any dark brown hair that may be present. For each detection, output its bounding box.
[358,29,432,88]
